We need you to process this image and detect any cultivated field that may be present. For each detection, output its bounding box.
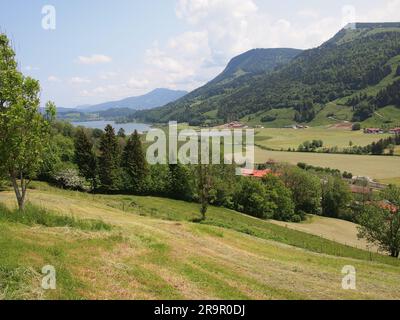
[255,148,400,180]
[270,216,378,252]
[1,183,400,300]
[254,126,391,151]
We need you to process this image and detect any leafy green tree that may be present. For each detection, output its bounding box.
[74,128,98,190]
[0,34,51,210]
[121,130,148,193]
[39,133,75,181]
[146,164,170,196]
[208,164,236,208]
[321,176,352,218]
[98,125,121,192]
[262,174,295,221]
[117,128,126,138]
[358,185,400,258]
[168,162,193,201]
[233,178,274,219]
[197,164,212,221]
[280,166,322,216]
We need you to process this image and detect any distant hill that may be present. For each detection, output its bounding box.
[76,88,188,112]
[136,23,400,126]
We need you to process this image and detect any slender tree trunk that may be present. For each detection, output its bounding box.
[392,250,399,258]
[9,172,26,211]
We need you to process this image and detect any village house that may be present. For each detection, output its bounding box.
[364,128,384,134]
[389,127,400,134]
[241,168,279,179]
[224,121,245,129]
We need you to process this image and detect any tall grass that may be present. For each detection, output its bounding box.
[0,203,111,231]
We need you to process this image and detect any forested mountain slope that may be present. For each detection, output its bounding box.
[137,23,400,126]
[135,48,302,125]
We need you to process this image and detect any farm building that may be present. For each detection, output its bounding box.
[241,169,274,178]
[389,128,400,134]
[378,200,398,213]
[364,128,384,134]
[350,184,372,195]
[224,121,246,129]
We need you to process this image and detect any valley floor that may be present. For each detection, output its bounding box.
[1,185,400,300]
[255,148,400,181]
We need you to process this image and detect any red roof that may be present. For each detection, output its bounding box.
[350,185,372,194]
[241,169,275,178]
[378,201,398,213]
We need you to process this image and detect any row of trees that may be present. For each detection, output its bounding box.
[294,135,400,156]
[74,125,148,194]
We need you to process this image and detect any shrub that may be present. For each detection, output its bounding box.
[53,168,89,191]
[291,215,302,223]
[261,115,277,123]
[352,123,361,131]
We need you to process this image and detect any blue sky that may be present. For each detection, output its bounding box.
[1,0,399,108]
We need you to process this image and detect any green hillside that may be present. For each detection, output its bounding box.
[134,48,302,126]
[136,23,400,127]
[1,183,399,300]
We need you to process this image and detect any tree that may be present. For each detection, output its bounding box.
[74,128,98,190]
[98,125,121,192]
[280,166,321,216]
[117,128,126,138]
[197,164,212,221]
[121,130,148,193]
[0,34,51,210]
[233,178,274,219]
[262,174,295,222]
[321,176,352,218]
[294,100,315,123]
[352,123,361,131]
[358,185,400,257]
[168,162,193,201]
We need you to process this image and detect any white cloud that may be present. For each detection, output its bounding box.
[48,75,61,82]
[24,66,39,71]
[68,0,400,105]
[297,9,320,19]
[77,54,112,65]
[128,77,150,89]
[99,71,118,80]
[357,0,400,22]
[70,77,91,84]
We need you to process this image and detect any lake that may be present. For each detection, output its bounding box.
[71,121,152,135]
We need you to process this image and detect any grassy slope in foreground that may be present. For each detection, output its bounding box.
[0,183,400,300]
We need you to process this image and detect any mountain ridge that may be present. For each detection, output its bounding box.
[75,88,188,113]
[134,48,302,125]
[135,23,400,126]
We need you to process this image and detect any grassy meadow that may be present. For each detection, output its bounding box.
[255,148,400,180]
[0,183,400,300]
[254,126,392,151]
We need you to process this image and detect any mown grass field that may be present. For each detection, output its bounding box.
[255,148,400,180]
[1,183,400,300]
[254,126,391,151]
